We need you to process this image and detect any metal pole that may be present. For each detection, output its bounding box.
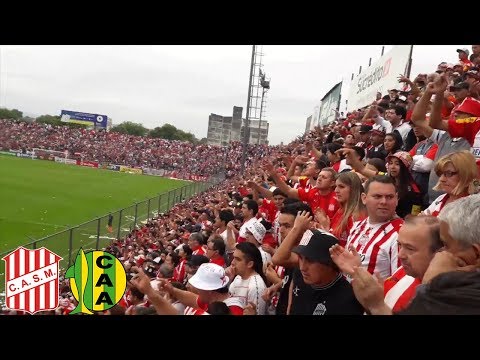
[68,229,73,267]
[241,45,256,174]
[257,87,266,145]
[147,198,151,221]
[158,194,162,214]
[381,46,385,56]
[405,45,414,78]
[96,218,101,250]
[117,209,122,240]
[134,203,138,226]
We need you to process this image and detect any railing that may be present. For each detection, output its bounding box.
[0,172,226,301]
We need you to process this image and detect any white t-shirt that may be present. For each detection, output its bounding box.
[229,274,267,315]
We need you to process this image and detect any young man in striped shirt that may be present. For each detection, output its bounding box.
[344,175,404,281]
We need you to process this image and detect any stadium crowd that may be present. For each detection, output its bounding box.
[2,45,480,315]
[0,120,271,178]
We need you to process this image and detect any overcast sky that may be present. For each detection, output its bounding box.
[0,45,470,145]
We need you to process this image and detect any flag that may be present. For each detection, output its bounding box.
[107,214,113,233]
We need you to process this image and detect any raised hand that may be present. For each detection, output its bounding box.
[397,74,411,83]
[265,263,281,284]
[351,266,386,313]
[129,267,153,294]
[329,244,362,276]
[293,210,313,232]
[262,286,276,302]
[421,250,477,284]
[426,74,448,95]
[314,209,330,231]
[261,244,276,256]
[243,301,257,315]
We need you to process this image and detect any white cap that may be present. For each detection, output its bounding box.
[188,263,229,291]
[246,220,267,244]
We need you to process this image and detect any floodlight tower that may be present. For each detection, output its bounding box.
[241,45,265,173]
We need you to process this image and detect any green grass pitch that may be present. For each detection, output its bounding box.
[0,155,191,296]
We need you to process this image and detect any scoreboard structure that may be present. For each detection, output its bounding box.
[60,110,109,129]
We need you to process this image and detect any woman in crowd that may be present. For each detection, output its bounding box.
[384,132,404,156]
[422,150,479,216]
[316,172,366,247]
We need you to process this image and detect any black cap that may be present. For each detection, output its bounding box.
[359,124,373,134]
[186,255,210,268]
[292,229,339,265]
[450,82,470,91]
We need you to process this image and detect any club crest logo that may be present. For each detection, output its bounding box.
[2,247,62,314]
[65,248,126,315]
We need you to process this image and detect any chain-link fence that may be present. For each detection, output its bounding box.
[0,174,224,299]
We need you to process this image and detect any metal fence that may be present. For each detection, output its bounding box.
[0,173,225,298]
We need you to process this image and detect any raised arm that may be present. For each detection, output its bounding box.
[265,163,299,199]
[410,83,434,138]
[247,180,273,200]
[427,75,450,132]
[339,148,377,178]
[272,210,312,268]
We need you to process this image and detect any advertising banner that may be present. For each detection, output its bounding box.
[76,160,99,168]
[60,110,108,128]
[106,164,121,171]
[318,82,342,126]
[0,151,17,156]
[119,166,143,174]
[347,45,411,112]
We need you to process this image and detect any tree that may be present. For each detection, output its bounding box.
[36,115,62,126]
[198,137,208,144]
[111,121,148,136]
[36,114,89,129]
[148,123,198,143]
[0,108,23,120]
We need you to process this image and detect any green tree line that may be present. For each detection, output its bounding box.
[1,107,207,144]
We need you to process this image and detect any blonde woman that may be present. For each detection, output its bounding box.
[315,172,366,247]
[423,150,479,216]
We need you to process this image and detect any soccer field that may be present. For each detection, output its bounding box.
[0,155,194,286]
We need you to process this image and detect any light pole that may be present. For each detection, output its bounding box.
[241,45,256,175]
[257,71,270,145]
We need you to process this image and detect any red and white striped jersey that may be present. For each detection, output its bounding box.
[272,211,281,246]
[383,266,420,313]
[423,194,448,217]
[346,217,404,280]
[424,193,468,217]
[173,259,187,283]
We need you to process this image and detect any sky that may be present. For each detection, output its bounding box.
[0,45,470,145]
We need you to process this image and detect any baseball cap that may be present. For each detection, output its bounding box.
[188,263,230,291]
[371,124,387,136]
[386,151,413,169]
[292,229,339,265]
[455,97,480,117]
[359,124,373,134]
[246,220,267,243]
[457,48,470,56]
[449,81,470,92]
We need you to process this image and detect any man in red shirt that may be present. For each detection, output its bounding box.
[188,232,206,255]
[429,85,480,174]
[265,163,339,220]
[206,238,226,267]
[457,48,473,69]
